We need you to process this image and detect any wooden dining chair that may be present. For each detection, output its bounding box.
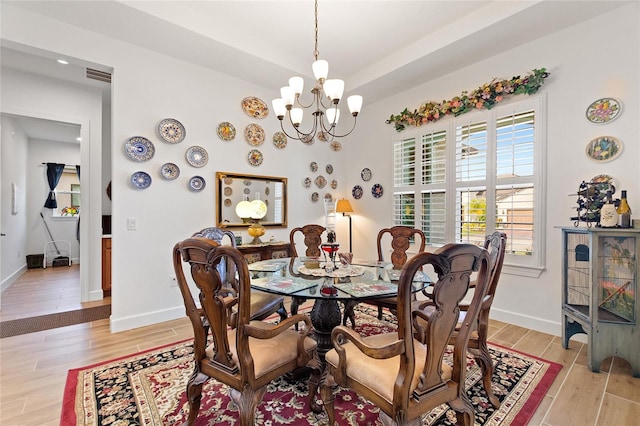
[192,227,287,322]
[414,231,507,408]
[288,224,327,319]
[345,226,426,326]
[173,237,322,425]
[321,243,491,426]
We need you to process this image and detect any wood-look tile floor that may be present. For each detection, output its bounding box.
[1,267,638,425]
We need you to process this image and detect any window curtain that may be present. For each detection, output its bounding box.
[44,163,65,208]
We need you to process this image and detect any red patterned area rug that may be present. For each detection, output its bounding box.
[62,305,561,425]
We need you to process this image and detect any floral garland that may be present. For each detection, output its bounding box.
[386,68,550,132]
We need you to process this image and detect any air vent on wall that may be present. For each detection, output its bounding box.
[86,68,111,83]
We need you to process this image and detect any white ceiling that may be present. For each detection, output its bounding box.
[1,0,631,141]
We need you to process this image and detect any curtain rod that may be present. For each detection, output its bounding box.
[40,163,80,167]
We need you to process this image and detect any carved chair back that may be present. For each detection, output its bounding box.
[377,225,426,269]
[289,224,326,257]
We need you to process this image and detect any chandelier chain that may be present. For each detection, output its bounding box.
[313,0,319,60]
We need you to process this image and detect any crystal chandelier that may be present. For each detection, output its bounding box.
[271,0,363,143]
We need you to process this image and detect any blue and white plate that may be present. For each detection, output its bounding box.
[131,171,152,189]
[352,185,363,200]
[371,183,384,198]
[189,176,206,192]
[160,163,180,180]
[158,118,186,144]
[186,146,208,167]
[124,136,155,162]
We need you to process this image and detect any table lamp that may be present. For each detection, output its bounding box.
[248,199,268,244]
[335,198,354,253]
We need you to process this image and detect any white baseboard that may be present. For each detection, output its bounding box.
[490,307,561,337]
[1,265,27,293]
[109,306,185,333]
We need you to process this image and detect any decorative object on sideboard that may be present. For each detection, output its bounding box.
[617,190,632,228]
[570,176,616,227]
[599,191,619,228]
[271,0,363,143]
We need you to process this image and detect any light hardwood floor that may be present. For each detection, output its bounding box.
[1,267,638,425]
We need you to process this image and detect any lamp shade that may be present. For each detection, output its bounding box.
[335,199,353,214]
[249,199,267,220]
[235,200,253,219]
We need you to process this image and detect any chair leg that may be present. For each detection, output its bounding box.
[185,370,208,425]
[320,371,337,426]
[342,301,357,328]
[229,383,267,426]
[473,343,500,408]
[291,296,306,330]
[377,305,383,320]
[277,301,288,322]
[306,354,323,413]
[449,395,474,426]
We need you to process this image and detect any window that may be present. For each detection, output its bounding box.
[53,169,81,217]
[393,96,545,274]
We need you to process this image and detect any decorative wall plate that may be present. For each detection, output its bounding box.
[217,122,236,141]
[186,146,208,167]
[224,177,233,185]
[324,193,333,202]
[330,179,338,189]
[265,187,270,196]
[585,136,622,162]
[241,96,269,119]
[586,98,622,124]
[247,149,263,166]
[189,176,206,192]
[314,175,327,188]
[158,118,186,143]
[272,131,287,149]
[310,162,318,172]
[352,185,363,200]
[160,162,180,180]
[371,183,384,198]
[131,171,152,189]
[244,123,265,146]
[224,198,232,207]
[330,140,342,151]
[244,188,250,194]
[224,187,233,196]
[303,177,312,188]
[361,168,372,181]
[124,136,155,162]
[590,174,617,193]
[326,164,334,174]
[311,192,319,202]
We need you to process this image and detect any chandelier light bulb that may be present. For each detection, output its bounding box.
[312,59,329,82]
[323,79,344,102]
[291,108,304,126]
[289,77,304,96]
[347,95,363,116]
[280,86,295,107]
[326,107,340,126]
[272,98,286,118]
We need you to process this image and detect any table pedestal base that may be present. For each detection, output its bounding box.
[309,298,342,361]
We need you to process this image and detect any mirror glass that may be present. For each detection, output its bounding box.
[216,171,287,228]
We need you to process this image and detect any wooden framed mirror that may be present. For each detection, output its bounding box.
[215,171,287,228]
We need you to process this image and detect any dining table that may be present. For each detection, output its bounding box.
[248,256,432,361]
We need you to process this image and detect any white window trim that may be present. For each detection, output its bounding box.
[392,95,547,277]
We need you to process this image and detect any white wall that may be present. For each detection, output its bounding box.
[2,3,637,336]
[348,4,639,334]
[26,140,81,262]
[0,115,28,290]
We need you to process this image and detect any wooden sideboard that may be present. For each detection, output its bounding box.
[236,241,291,264]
